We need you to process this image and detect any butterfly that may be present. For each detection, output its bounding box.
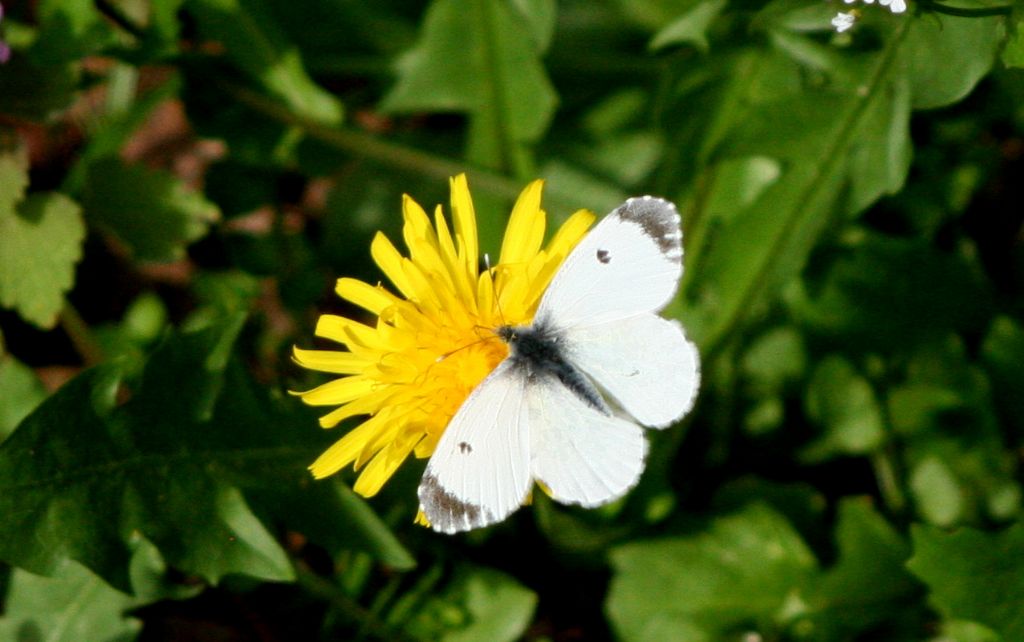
[418,196,701,533]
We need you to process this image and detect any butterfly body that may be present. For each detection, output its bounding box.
[498,322,610,416]
[419,196,700,534]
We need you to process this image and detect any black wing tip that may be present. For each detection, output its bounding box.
[418,473,491,534]
[616,196,683,262]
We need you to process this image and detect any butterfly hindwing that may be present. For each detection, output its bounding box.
[536,197,683,330]
[567,313,700,428]
[528,376,648,507]
[418,362,532,533]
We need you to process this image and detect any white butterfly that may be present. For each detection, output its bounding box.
[418,196,701,533]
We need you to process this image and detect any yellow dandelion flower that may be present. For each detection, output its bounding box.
[293,174,595,498]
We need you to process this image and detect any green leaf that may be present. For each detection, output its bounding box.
[82,158,220,262]
[896,336,1020,525]
[251,478,416,571]
[380,0,557,176]
[981,316,1024,437]
[606,503,817,641]
[788,232,992,353]
[64,75,183,193]
[31,0,118,64]
[741,325,807,393]
[405,567,537,642]
[0,563,141,642]
[650,0,727,53]
[0,55,79,121]
[0,353,46,442]
[186,0,344,125]
[844,74,912,216]
[0,144,85,328]
[908,522,1024,640]
[509,0,557,52]
[903,10,1003,110]
[1004,22,1024,69]
[801,355,884,462]
[804,498,920,639]
[0,316,297,590]
[681,8,999,354]
[910,455,964,527]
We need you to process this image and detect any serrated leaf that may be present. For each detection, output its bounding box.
[380,0,557,175]
[0,563,141,642]
[0,181,85,328]
[606,503,817,641]
[0,141,30,206]
[0,316,297,590]
[83,158,219,262]
[908,522,1024,640]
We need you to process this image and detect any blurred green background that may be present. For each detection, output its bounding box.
[1,0,1023,640]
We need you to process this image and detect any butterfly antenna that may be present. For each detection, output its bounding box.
[435,336,492,363]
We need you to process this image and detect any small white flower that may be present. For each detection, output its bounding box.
[831,10,857,32]
[829,0,906,31]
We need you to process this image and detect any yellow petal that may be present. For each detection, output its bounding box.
[402,194,440,262]
[317,388,398,428]
[353,430,421,497]
[308,414,388,478]
[292,347,369,374]
[547,208,595,260]
[435,204,477,315]
[335,278,399,314]
[315,315,380,351]
[499,179,546,266]
[449,174,478,279]
[297,375,376,406]
[370,233,415,299]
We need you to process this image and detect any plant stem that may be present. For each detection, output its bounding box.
[60,304,104,366]
[222,82,587,215]
[921,0,1013,17]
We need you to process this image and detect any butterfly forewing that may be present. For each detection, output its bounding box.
[418,362,532,533]
[535,197,683,330]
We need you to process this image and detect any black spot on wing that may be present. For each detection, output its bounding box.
[615,195,683,262]
[458,441,472,454]
[596,248,611,264]
[419,473,491,534]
